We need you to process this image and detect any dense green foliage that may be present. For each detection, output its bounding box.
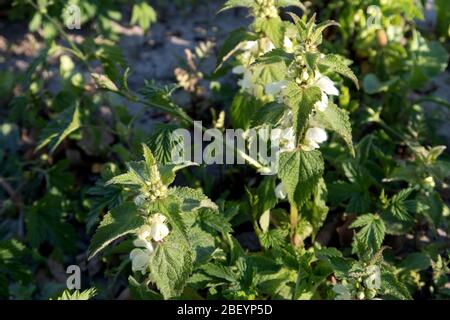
[0,0,449,300]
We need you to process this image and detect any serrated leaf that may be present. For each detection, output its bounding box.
[25,194,76,253]
[198,208,232,234]
[385,188,416,221]
[278,150,324,207]
[257,17,284,48]
[88,202,145,259]
[313,102,354,156]
[37,103,81,153]
[149,227,193,299]
[381,271,412,300]
[319,54,359,89]
[251,57,287,87]
[171,187,218,212]
[350,214,385,253]
[286,84,322,144]
[200,263,238,283]
[139,81,190,124]
[56,288,97,300]
[147,124,181,164]
[260,229,288,249]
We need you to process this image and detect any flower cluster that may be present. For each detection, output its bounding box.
[130,213,170,274]
[252,0,278,19]
[269,70,338,200]
[134,163,169,207]
[230,9,342,200]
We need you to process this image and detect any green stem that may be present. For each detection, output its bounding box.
[290,203,299,246]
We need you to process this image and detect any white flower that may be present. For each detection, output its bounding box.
[313,72,339,112]
[232,65,246,75]
[242,40,259,53]
[265,80,288,96]
[280,110,293,127]
[133,225,154,251]
[260,38,275,53]
[274,182,287,200]
[130,247,152,274]
[149,213,170,242]
[237,70,255,93]
[303,127,328,151]
[283,36,294,53]
[130,230,154,274]
[365,265,381,290]
[272,127,296,152]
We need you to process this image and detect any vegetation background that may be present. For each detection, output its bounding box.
[0,0,449,300]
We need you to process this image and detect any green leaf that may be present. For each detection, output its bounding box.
[287,84,322,144]
[158,162,198,186]
[25,194,76,253]
[319,54,359,89]
[255,177,278,215]
[200,263,237,283]
[130,2,157,32]
[418,191,444,227]
[257,17,284,48]
[276,0,305,9]
[147,125,180,165]
[37,103,81,153]
[254,102,286,127]
[230,92,260,130]
[0,240,32,297]
[381,270,412,300]
[88,202,145,259]
[148,227,193,299]
[219,0,254,12]
[384,188,417,221]
[408,31,449,89]
[399,253,431,271]
[278,150,324,207]
[313,102,354,156]
[198,208,232,234]
[56,288,97,300]
[350,214,385,254]
[302,178,329,238]
[259,228,287,249]
[170,187,218,212]
[363,74,398,94]
[309,20,340,45]
[105,160,150,188]
[216,28,258,69]
[139,81,190,124]
[251,55,287,87]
